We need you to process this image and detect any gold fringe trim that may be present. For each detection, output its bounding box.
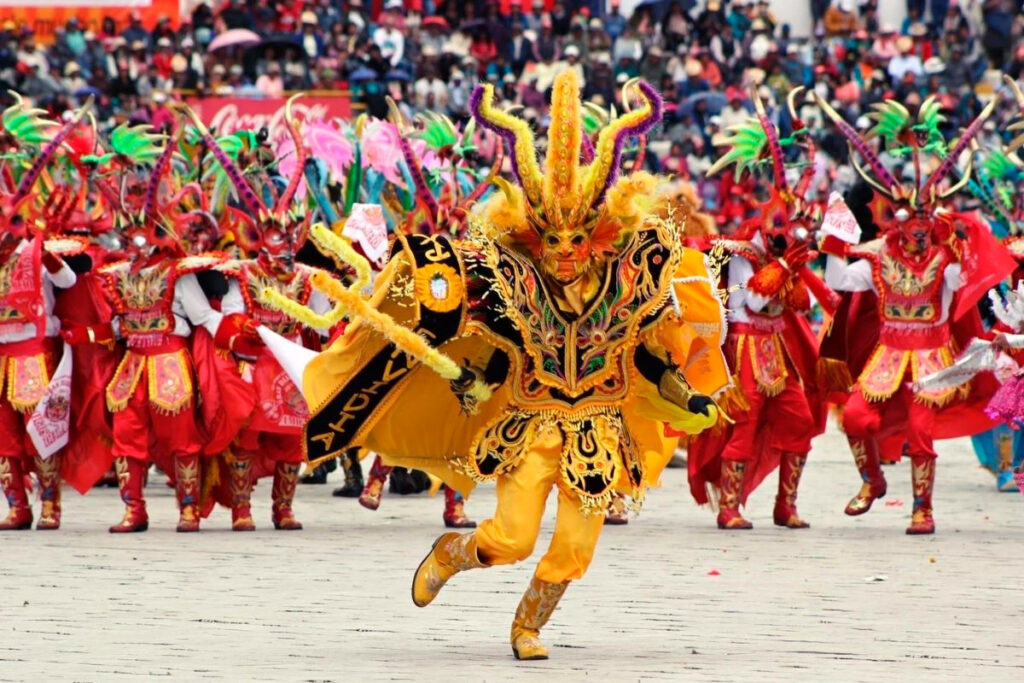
[817,357,853,394]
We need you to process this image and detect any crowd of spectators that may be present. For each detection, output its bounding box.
[2,0,1024,229]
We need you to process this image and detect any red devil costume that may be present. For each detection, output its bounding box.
[61,122,252,533]
[688,87,835,530]
[184,102,328,532]
[0,100,93,530]
[816,94,1013,535]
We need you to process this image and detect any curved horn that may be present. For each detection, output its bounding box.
[388,97,439,226]
[1004,74,1024,110]
[786,86,805,121]
[14,96,93,202]
[179,104,265,216]
[583,78,663,210]
[921,95,999,202]
[469,83,543,206]
[752,84,787,190]
[814,92,899,196]
[143,125,179,218]
[277,94,306,211]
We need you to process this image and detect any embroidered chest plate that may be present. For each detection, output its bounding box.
[874,247,948,323]
[486,227,678,399]
[239,262,313,335]
[101,263,177,336]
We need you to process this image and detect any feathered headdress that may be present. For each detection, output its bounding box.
[705,86,817,240]
[471,70,662,255]
[815,90,997,227]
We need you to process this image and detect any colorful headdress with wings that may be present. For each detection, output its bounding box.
[815,91,997,229]
[470,69,663,256]
[705,86,818,241]
[181,94,309,256]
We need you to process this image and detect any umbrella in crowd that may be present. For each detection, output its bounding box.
[207,28,261,52]
[680,91,729,117]
[348,66,379,82]
[421,16,450,31]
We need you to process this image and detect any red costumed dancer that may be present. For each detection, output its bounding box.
[184,103,327,531]
[688,87,836,529]
[816,94,1013,534]
[62,123,255,533]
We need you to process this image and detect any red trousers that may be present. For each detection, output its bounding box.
[235,428,304,463]
[0,399,37,459]
[111,379,202,461]
[842,385,937,458]
[0,341,58,459]
[722,357,816,462]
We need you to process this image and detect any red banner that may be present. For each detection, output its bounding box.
[182,94,353,142]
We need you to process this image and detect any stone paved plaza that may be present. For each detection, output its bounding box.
[2,423,1023,682]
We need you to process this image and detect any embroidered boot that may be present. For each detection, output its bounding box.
[716,460,753,529]
[604,491,629,525]
[358,454,391,511]
[844,437,887,515]
[773,451,810,528]
[907,454,936,535]
[510,575,570,661]
[442,486,476,528]
[272,463,303,530]
[174,453,201,532]
[411,532,486,607]
[109,456,149,533]
[230,455,255,531]
[996,431,1019,492]
[332,450,365,497]
[0,456,32,530]
[34,454,62,530]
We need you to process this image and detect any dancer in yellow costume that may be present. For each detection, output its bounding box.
[266,72,729,659]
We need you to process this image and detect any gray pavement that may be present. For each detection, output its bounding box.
[1,422,1023,682]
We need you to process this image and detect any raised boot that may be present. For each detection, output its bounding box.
[109,456,149,533]
[411,531,486,607]
[358,455,390,511]
[0,456,32,530]
[773,451,810,528]
[716,460,753,529]
[174,453,201,533]
[272,463,303,530]
[510,575,570,661]
[34,454,62,530]
[844,437,887,516]
[906,454,936,535]
[332,450,365,497]
[442,486,476,528]
[604,491,629,525]
[229,455,255,531]
[996,431,1019,492]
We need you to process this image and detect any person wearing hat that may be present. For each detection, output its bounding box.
[678,57,709,97]
[505,22,534,77]
[639,44,665,87]
[301,10,324,60]
[871,23,900,61]
[61,60,87,94]
[719,86,749,129]
[888,35,923,82]
[255,60,284,98]
[372,1,406,68]
[121,10,149,47]
[219,0,254,31]
[824,0,859,37]
[604,0,626,43]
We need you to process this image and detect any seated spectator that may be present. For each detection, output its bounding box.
[256,62,285,98]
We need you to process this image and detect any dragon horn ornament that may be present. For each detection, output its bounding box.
[920,95,998,202]
[751,84,787,191]
[470,70,662,233]
[14,96,93,203]
[813,92,902,198]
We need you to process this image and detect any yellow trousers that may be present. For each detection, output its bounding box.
[474,428,605,584]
